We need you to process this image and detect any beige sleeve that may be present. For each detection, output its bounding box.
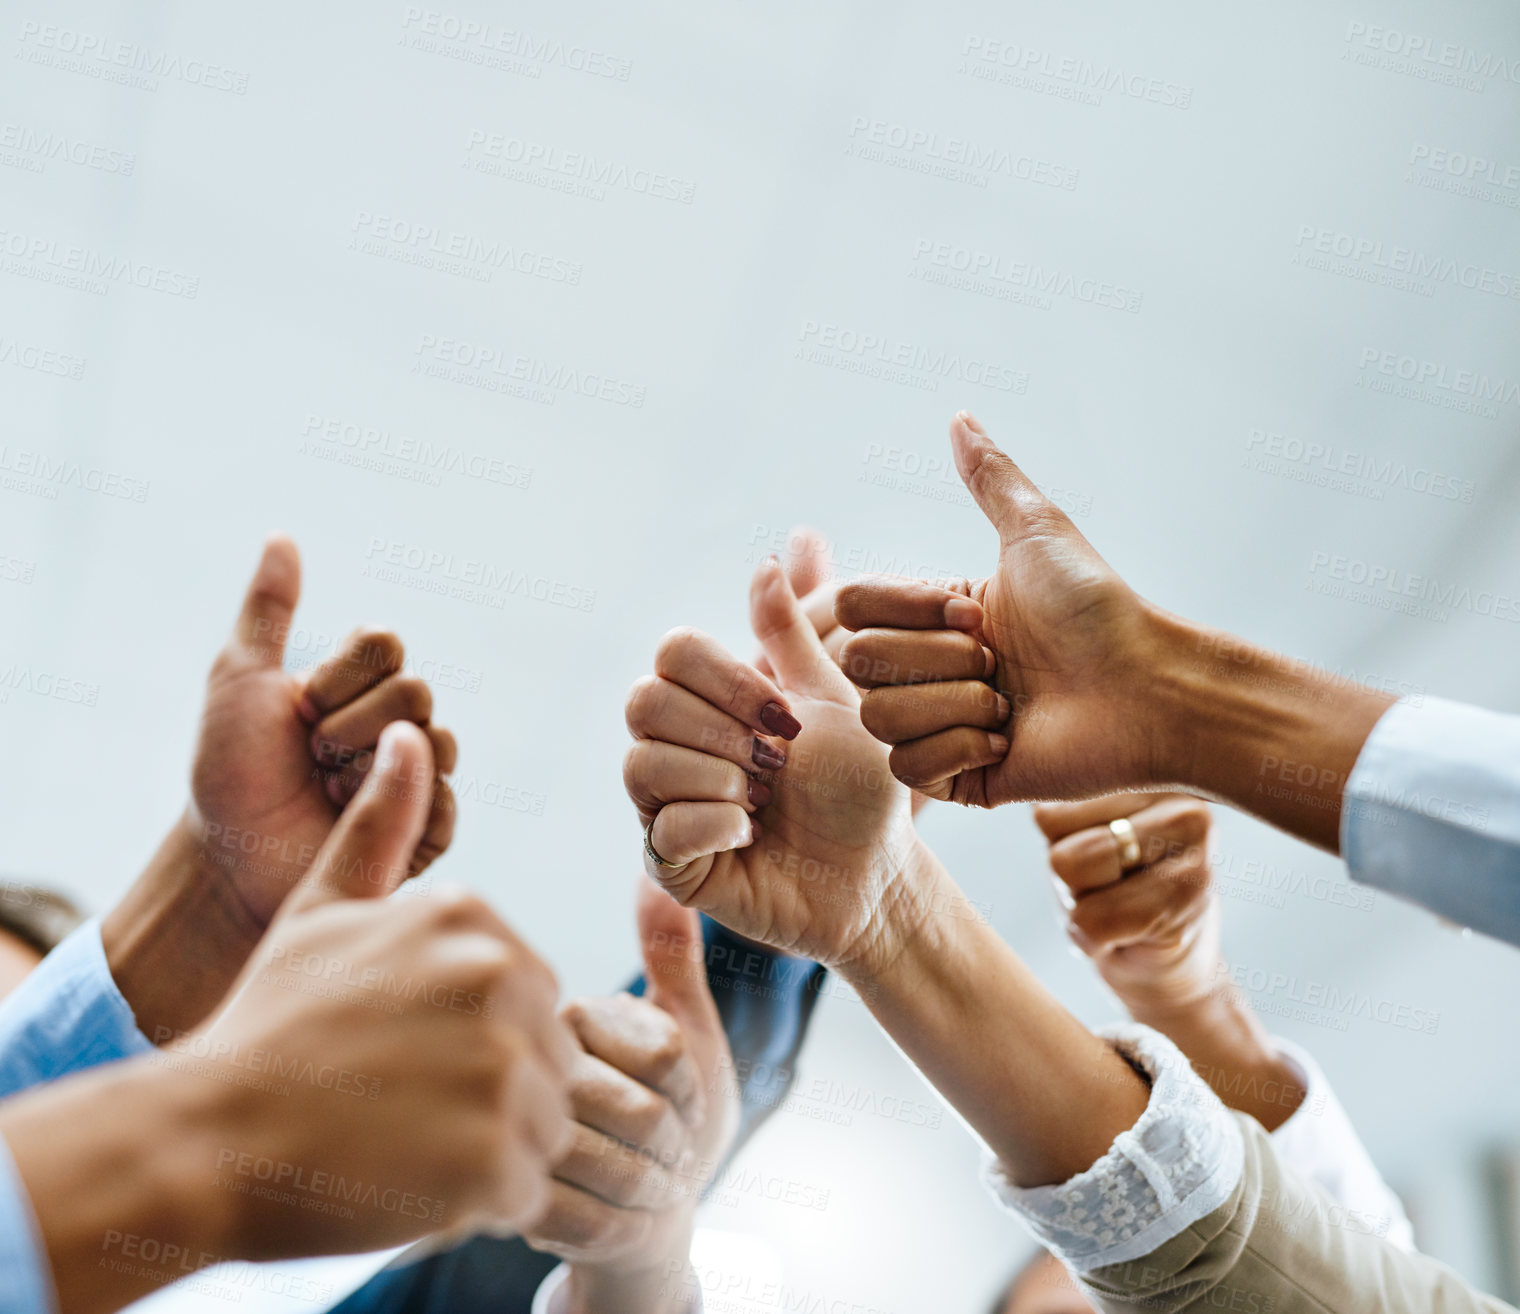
[1080,1113,1516,1314]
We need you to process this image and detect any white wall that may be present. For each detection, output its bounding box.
[4,0,1520,1308]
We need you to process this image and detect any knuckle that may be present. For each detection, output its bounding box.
[392,677,434,723]
[353,626,403,666]
[624,676,665,734]
[654,626,700,671]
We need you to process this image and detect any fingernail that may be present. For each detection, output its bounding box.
[994,693,1011,722]
[956,410,985,435]
[749,820,762,845]
[296,692,319,724]
[760,701,801,740]
[981,646,997,678]
[747,776,772,807]
[987,733,1010,758]
[752,739,786,770]
[945,597,981,631]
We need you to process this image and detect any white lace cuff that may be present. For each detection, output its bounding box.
[982,1023,1244,1274]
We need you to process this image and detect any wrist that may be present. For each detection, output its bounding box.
[831,838,959,989]
[1122,966,1306,1131]
[102,807,264,1041]
[562,1226,698,1314]
[1142,609,1394,850]
[2,1055,244,1313]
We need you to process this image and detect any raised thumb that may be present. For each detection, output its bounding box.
[284,721,435,914]
[949,412,1059,544]
[636,875,717,1031]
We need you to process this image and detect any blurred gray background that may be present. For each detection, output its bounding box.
[3,0,1519,1309]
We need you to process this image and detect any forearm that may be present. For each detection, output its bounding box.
[1122,972,1305,1132]
[1145,608,1394,851]
[837,844,1149,1187]
[1,1060,237,1314]
[101,808,263,1040]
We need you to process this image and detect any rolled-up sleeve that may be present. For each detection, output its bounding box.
[0,1134,56,1314]
[1342,696,1520,946]
[0,919,153,1099]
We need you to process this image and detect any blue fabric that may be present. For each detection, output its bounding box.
[0,1134,54,1314]
[331,917,827,1314]
[1342,696,1520,947]
[0,919,153,1313]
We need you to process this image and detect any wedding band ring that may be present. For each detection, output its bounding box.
[644,820,680,870]
[1109,817,1143,873]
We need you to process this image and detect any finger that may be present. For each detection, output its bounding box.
[554,1122,685,1210]
[749,556,854,702]
[644,803,749,890]
[781,525,832,599]
[297,627,405,723]
[627,676,787,775]
[511,1045,577,1167]
[860,682,1009,744]
[653,628,800,741]
[838,628,995,689]
[284,722,435,911]
[834,576,982,635]
[1033,792,1176,843]
[1068,859,1216,956]
[322,723,458,808]
[522,1180,653,1259]
[229,533,302,667]
[949,410,1069,546]
[623,741,764,826]
[887,726,1007,795]
[637,876,722,1073]
[755,579,843,680]
[563,994,701,1121]
[566,1050,688,1165]
[858,680,1005,746]
[311,675,434,766]
[408,777,457,876]
[1049,798,1212,897]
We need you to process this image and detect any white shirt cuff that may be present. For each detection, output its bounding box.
[982,1023,1244,1274]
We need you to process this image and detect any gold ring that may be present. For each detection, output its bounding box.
[1109,817,1143,873]
[644,820,680,870]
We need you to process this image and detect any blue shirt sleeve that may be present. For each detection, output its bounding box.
[0,1133,57,1314]
[1342,696,1520,947]
[0,918,154,1100]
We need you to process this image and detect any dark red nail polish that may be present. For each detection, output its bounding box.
[747,777,772,808]
[760,701,801,740]
[752,739,786,770]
